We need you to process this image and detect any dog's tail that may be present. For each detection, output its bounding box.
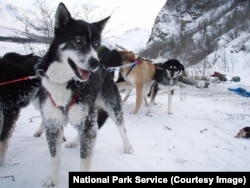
[147,82,159,98]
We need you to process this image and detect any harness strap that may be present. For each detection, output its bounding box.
[125,63,136,77]
[47,91,80,112]
[0,75,38,86]
[125,58,143,77]
[107,62,136,72]
[67,92,80,111]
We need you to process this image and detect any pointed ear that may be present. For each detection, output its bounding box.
[179,63,185,71]
[92,16,111,32]
[54,3,72,33]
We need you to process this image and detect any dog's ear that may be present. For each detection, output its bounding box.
[54,3,72,34]
[178,62,185,71]
[92,16,111,33]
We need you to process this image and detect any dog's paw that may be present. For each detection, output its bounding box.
[42,176,58,187]
[64,141,78,148]
[33,132,42,137]
[124,145,133,154]
[130,110,138,114]
[168,111,173,115]
[145,113,153,117]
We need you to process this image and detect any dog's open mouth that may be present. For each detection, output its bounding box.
[77,67,91,81]
[68,58,91,81]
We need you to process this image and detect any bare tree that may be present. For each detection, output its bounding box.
[72,3,100,21]
[15,0,55,46]
[14,0,115,54]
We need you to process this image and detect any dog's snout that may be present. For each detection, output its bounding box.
[170,71,175,78]
[89,57,99,70]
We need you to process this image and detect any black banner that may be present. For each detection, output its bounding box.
[69,172,250,187]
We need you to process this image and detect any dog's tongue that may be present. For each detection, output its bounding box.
[77,67,91,81]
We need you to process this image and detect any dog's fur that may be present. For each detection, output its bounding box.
[36,3,133,187]
[235,127,250,138]
[114,51,156,114]
[107,51,184,114]
[148,59,185,114]
[0,52,41,165]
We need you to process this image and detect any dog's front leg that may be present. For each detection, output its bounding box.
[42,119,63,187]
[168,86,174,115]
[78,116,98,171]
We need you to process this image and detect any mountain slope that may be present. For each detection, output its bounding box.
[143,0,250,73]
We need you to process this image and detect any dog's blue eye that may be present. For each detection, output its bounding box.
[72,36,87,49]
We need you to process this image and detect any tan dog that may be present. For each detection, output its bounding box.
[116,51,156,114]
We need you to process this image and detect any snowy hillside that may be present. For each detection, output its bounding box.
[144,0,250,76]
[140,0,250,94]
[104,27,150,53]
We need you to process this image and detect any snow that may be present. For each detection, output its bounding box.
[1,1,250,188]
[1,78,250,188]
[104,27,150,53]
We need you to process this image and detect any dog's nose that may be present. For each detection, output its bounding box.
[89,57,99,70]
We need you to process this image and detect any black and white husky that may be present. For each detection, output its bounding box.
[36,3,133,187]
[148,59,185,114]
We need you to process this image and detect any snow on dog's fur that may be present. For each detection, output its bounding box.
[36,3,133,187]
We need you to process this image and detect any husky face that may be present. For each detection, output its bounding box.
[43,3,110,83]
[158,59,185,86]
[162,59,184,79]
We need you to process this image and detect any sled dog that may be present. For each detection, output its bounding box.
[0,52,41,165]
[115,51,156,114]
[148,59,185,114]
[36,3,133,187]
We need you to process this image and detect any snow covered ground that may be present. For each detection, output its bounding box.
[0,59,250,187]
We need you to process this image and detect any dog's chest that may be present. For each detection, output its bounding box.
[42,78,72,107]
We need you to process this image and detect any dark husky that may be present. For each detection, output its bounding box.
[0,52,41,165]
[235,127,250,138]
[36,3,133,187]
[148,59,185,114]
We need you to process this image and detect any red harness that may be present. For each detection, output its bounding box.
[47,91,80,112]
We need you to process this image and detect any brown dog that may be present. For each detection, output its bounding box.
[116,51,156,114]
